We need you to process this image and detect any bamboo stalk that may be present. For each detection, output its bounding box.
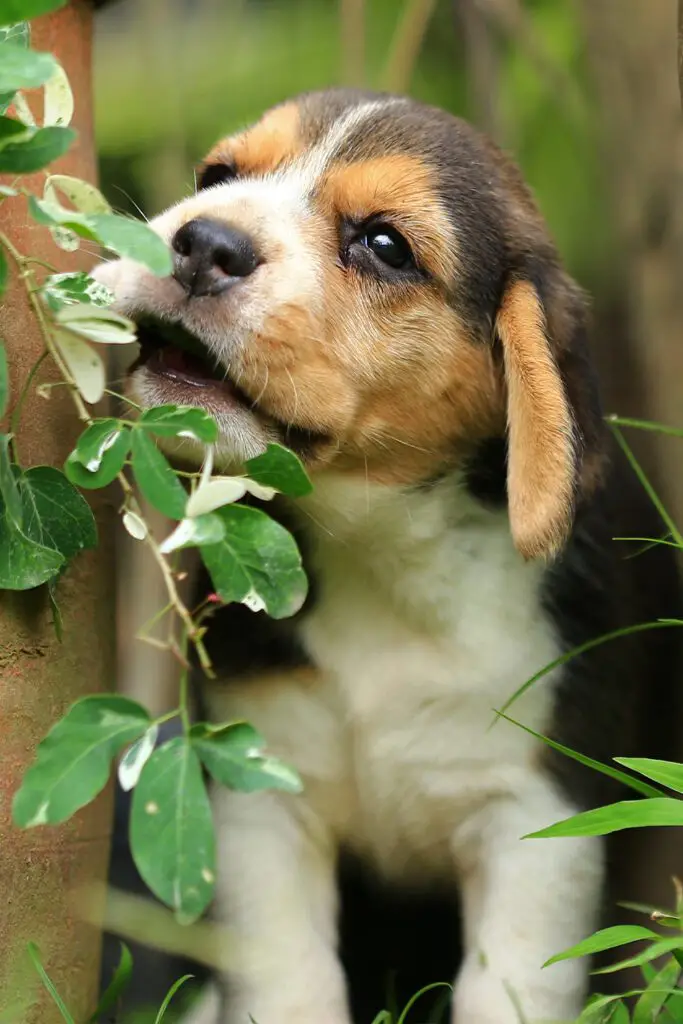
[340,0,366,87]
[381,0,438,95]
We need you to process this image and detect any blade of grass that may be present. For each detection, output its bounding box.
[396,982,452,1024]
[494,712,664,797]
[26,943,75,1024]
[609,423,683,548]
[154,974,194,1024]
[495,621,680,718]
[607,415,683,439]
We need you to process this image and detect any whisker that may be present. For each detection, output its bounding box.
[253,365,269,406]
[110,185,149,223]
[284,368,300,422]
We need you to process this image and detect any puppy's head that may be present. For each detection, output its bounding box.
[94,88,605,559]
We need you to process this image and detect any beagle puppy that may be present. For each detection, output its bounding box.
[94,89,682,1024]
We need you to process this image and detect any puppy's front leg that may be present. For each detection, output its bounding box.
[213,787,352,1024]
[452,787,604,1024]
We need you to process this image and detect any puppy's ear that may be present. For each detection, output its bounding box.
[495,277,582,561]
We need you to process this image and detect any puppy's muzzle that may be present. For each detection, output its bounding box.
[171,216,260,298]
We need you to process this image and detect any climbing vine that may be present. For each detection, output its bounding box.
[0,0,309,925]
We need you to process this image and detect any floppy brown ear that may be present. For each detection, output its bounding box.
[495,279,577,561]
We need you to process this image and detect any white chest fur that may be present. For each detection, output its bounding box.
[207,477,601,1024]
[213,477,565,880]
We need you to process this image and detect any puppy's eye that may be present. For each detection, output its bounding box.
[362,226,414,270]
[198,162,237,190]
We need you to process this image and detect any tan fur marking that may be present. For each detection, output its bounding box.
[321,157,457,281]
[496,280,576,561]
[202,102,302,177]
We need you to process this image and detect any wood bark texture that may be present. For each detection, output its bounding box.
[0,3,115,1020]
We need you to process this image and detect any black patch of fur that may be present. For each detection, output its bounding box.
[338,850,460,1022]
[542,443,683,809]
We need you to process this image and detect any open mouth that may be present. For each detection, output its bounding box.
[132,314,254,406]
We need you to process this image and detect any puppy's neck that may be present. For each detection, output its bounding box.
[294,473,530,632]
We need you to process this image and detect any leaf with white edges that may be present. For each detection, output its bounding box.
[52,328,105,403]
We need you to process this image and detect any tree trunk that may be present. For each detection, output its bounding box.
[577,0,683,513]
[0,3,115,1020]
[575,0,683,954]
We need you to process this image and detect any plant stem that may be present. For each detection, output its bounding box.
[0,232,213,677]
[9,350,48,462]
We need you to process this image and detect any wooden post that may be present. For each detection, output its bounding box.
[0,2,115,1020]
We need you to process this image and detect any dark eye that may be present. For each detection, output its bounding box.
[198,162,237,190]
[361,225,414,270]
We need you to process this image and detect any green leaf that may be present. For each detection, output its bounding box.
[633,958,682,1024]
[42,63,72,128]
[55,302,135,345]
[66,422,130,488]
[41,271,113,312]
[606,1002,630,1024]
[0,1,65,25]
[200,504,307,619]
[0,42,57,92]
[0,21,28,45]
[19,466,97,562]
[73,419,126,470]
[191,721,303,794]
[29,197,172,276]
[159,513,225,554]
[118,724,158,792]
[13,695,150,828]
[0,433,22,527]
[130,429,187,519]
[29,195,97,237]
[51,328,105,404]
[615,758,683,796]
[0,493,63,588]
[495,712,663,798]
[139,404,218,444]
[0,113,29,146]
[527,797,683,840]
[130,737,215,924]
[154,975,194,1024]
[0,452,88,592]
[26,943,75,1024]
[46,173,110,214]
[0,340,6,417]
[544,925,659,967]
[244,443,313,498]
[89,213,172,275]
[0,124,73,171]
[577,994,638,1024]
[88,942,133,1024]
[593,937,683,976]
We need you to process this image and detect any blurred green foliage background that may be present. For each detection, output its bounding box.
[93,0,610,293]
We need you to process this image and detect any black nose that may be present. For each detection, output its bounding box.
[171,217,259,297]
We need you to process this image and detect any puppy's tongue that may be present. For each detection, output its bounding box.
[148,346,216,386]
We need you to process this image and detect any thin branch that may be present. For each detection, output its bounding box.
[0,232,213,678]
[679,0,683,109]
[457,0,505,141]
[340,0,366,87]
[381,0,438,95]
[473,0,585,126]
